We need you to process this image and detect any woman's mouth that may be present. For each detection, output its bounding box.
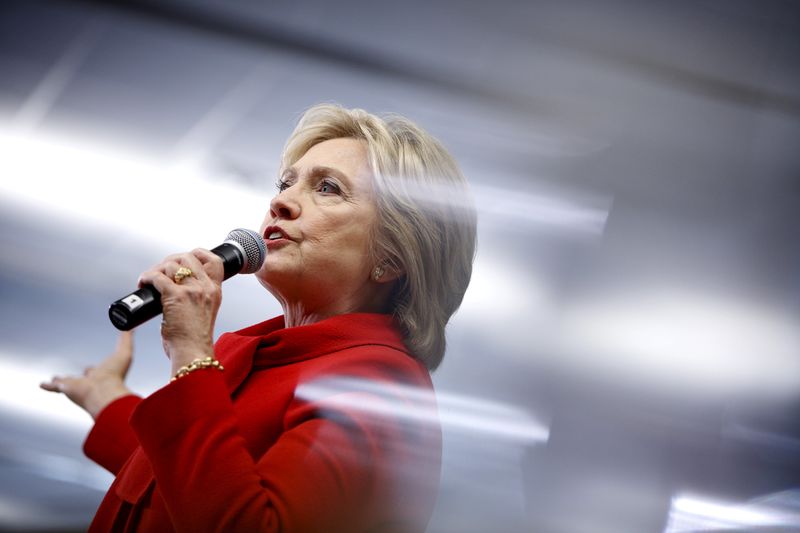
[264,226,292,249]
[264,226,290,241]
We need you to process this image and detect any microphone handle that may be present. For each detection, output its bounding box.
[108,243,243,331]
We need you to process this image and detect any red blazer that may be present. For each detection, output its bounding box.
[84,313,441,532]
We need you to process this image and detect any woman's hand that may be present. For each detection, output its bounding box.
[40,332,134,420]
[137,248,224,377]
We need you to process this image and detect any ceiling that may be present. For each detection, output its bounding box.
[0,0,799,531]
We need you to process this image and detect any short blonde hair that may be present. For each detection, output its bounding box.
[281,104,477,370]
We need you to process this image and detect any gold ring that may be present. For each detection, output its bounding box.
[173,266,194,284]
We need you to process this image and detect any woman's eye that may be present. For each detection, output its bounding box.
[276,180,291,192]
[318,180,340,194]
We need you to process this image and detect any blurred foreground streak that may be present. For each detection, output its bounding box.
[665,490,800,532]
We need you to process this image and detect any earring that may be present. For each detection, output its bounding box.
[372,266,385,281]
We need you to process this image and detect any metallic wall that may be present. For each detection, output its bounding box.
[1,1,798,531]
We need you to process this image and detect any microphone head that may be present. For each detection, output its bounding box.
[225,228,266,274]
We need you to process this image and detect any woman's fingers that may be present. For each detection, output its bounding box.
[39,378,62,393]
[116,330,134,353]
[42,330,135,395]
[192,248,224,284]
[135,250,221,372]
[100,331,134,377]
[136,250,223,298]
[167,251,218,285]
[40,375,77,394]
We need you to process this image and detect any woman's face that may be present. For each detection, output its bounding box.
[256,138,379,312]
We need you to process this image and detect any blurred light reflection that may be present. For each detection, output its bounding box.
[0,446,111,491]
[296,376,549,445]
[665,491,800,532]
[471,183,612,235]
[460,254,552,320]
[0,129,266,248]
[559,289,800,398]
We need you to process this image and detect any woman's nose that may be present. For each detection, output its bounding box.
[269,189,301,220]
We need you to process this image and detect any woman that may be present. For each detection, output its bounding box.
[41,104,477,532]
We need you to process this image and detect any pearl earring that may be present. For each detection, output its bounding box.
[372,266,385,281]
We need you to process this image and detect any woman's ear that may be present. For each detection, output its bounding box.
[371,264,403,283]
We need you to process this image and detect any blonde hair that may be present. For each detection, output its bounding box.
[281,104,477,370]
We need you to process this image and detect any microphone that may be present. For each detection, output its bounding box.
[108,228,266,331]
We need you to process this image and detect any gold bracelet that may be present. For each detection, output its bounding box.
[171,356,224,382]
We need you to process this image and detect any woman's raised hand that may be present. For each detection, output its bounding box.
[137,249,224,377]
[42,249,223,409]
[40,332,134,420]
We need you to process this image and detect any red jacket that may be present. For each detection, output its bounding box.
[84,313,441,532]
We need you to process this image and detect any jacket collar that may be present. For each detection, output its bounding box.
[213,313,409,393]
